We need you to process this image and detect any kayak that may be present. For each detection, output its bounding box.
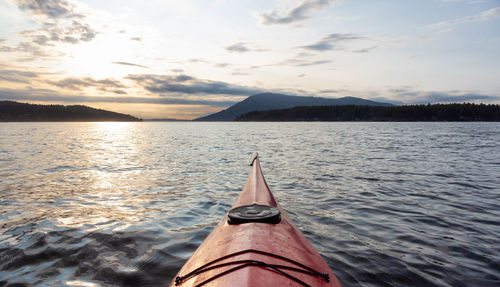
[170,154,342,287]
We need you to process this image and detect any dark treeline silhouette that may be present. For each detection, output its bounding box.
[235,103,500,121]
[0,101,141,121]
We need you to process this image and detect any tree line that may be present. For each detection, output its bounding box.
[235,103,500,121]
[0,101,141,121]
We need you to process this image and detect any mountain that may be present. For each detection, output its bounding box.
[194,93,393,121]
[0,101,141,121]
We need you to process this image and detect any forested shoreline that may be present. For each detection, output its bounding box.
[235,103,500,122]
[0,101,141,122]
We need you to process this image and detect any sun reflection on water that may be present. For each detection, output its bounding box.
[52,122,158,229]
[65,280,99,287]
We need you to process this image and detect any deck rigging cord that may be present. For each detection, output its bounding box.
[175,249,330,287]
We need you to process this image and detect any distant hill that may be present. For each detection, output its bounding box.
[194,93,393,121]
[0,101,141,122]
[235,103,500,122]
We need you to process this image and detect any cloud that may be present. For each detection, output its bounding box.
[390,89,500,104]
[0,87,237,107]
[259,0,334,25]
[0,45,14,52]
[127,74,263,96]
[48,77,127,94]
[225,42,250,53]
[318,89,340,94]
[294,59,331,66]
[111,61,148,68]
[7,0,98,60]
[231,71,249,76]
[214,63,230,68]
[225,42,266,53]
[427,6,500,30]
[15,0,83,19]
[0,69,39,83]
[134,97,236,107]
[20,20,97,46]
[235,54,332,70]
[353,45,378,53]
[5,41,63,59]
[187,58,209,63]
[300,33,364,51]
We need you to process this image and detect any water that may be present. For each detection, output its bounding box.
[0,122,499,287]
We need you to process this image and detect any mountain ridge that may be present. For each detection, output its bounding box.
[194,93,393,121]
[0,101,141,122]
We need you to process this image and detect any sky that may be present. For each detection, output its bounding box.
[0,0,499,119]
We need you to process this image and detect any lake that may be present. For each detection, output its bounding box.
[0,122,499,286]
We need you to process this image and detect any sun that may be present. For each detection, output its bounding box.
[57,32,141,79]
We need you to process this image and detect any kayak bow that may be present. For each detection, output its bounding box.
[170,154,342,287]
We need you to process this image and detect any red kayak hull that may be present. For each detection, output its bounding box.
[170,155,342,287]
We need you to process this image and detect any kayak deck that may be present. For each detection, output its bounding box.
[170,155,342,287]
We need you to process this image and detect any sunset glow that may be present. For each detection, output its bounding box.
[1,0,499,119]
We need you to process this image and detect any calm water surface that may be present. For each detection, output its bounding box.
[0,122,499,286]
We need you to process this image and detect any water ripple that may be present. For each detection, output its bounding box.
[0,122,499,286]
